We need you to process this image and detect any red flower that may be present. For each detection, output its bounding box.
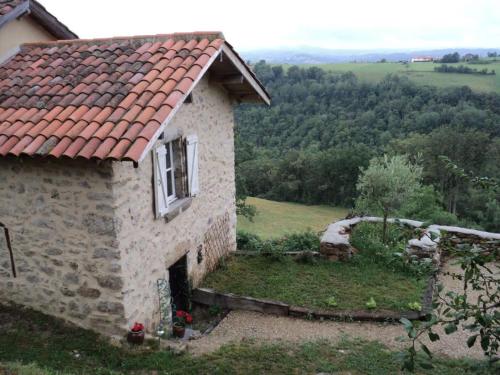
[131,322,144,332]
[175,310,193,324]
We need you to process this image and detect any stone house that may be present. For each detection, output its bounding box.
[0,26,270,336]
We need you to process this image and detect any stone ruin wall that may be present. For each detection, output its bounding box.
[320,217,500,263]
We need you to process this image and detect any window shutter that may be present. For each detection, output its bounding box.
[186,134,199,196]
[153,144,169,217]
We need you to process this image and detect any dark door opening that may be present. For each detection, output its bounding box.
[168,255,189,313]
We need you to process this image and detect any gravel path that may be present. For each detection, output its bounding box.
[186,260,498,359]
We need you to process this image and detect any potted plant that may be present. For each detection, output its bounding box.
[172,310,193,338]
[127,322,145,345]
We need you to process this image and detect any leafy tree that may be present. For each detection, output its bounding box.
[390,127,492,216]
[235,62,500,227]
[396,185,460,226]
[355,155,423,243]
[440,52,460,63]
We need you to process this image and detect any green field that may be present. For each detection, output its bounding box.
[286,60,500,93]
[237,197,348,238]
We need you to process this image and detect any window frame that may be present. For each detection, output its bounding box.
[153,133,199,220]
[164,141,177,205]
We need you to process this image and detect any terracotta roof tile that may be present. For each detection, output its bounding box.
[62,137,86,158]
[92,138,117,159]
[22,135,46,155]
[0,32,268,162]
[48,137,72,157]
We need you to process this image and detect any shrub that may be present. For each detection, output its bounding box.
[350,222,433,277]
[397,185,460,225]
[279,231,320,252]
[237,230,321,263]
[259,240,286,262]
[236,230,262,251]
[237,230,320,253]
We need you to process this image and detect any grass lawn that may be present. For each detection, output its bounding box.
[283,60,500,93]
[237,197,348,239]
[204,222,430,311]
[0,305,496,375]
[202,255,426,311]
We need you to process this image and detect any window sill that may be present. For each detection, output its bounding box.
[164,197,193,222]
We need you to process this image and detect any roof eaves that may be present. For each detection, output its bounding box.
[220,42,271,105]
[0,0,29,29]
[29,0,78,39]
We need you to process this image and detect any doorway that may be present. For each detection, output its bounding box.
[168,255,189,313]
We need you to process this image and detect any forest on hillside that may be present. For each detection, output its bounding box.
[235,61,500,231]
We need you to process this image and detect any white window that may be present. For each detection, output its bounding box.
[154,134,199,218]
[164,141,176,204]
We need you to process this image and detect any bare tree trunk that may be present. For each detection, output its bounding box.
[382,212,388,244]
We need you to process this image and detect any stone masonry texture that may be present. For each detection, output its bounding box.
[0,75,237,337]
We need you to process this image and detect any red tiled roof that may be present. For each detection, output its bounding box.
[0,32,261,162]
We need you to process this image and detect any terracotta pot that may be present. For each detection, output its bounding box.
[127,330,145,345]
[172,324,185,338]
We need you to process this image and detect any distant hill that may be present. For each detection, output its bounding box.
[241,47,500,64]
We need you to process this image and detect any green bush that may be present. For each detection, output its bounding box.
[279,231,320,252]
[236,230,262,251]
[350,222,433,277]
[236,230,320,259]
[237,230,320,252]
[397,185,461,226]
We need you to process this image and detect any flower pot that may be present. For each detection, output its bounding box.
[172,324,185,338]
[127,330,145,345]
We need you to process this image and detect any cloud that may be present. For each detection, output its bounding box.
[43,0,500,50]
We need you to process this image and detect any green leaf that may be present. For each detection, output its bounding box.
[428,332,440,342]
[421,343,432,359]
[444,323,457,335]
[409,328,417,339]
[400,317,412,329]
[480,335,490,351]
[467,335,477,348]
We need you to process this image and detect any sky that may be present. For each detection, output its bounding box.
[43,0,500,51]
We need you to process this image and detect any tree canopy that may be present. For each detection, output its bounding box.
[235,61,500,230]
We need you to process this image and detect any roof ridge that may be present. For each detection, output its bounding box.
[21,31,225,49]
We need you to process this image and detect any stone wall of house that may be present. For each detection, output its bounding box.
[112,75,237,332]
[0,158,126,336]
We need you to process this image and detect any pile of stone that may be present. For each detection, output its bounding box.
[406,225,441,264]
